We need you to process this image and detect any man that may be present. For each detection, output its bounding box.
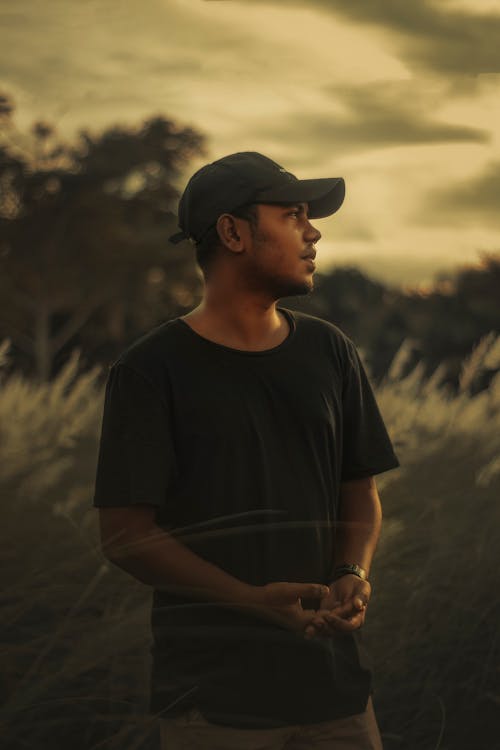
[93,152,400,749]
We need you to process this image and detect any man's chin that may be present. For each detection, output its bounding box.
[265,273,315,301]
[279,279,314,298]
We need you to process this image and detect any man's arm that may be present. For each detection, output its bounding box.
[331,475,382,579]
[305,476,382,637]
[98,504,331,632]
[98,504,257,605]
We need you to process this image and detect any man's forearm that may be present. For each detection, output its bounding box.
[331,476,382,579]
[105,522,257,608]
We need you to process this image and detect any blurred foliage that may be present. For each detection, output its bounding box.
[0,90,498,395]
[284,251,500,391]
[0,335,499,749]
[0,92,204,381]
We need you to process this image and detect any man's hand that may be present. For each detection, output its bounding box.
[243,581,335,633]
[304,574,371,639]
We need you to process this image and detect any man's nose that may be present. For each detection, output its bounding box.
[305,221,321,243]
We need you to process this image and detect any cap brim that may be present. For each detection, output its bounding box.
[255,177,345,219]
[168,229,189,244]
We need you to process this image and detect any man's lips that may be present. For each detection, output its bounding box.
[302,248,316,270]
[301,249,316,260]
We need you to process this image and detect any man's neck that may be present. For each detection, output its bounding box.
[181,292,289,351]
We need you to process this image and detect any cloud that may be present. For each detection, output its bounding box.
[418,160,500,227]
[211,0,500,79]
[256,80,488,158]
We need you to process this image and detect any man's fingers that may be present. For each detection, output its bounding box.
[319,600,354,619]
[326,605,365,624]
[307,608,365,636]
[324,613,364,633]
[320,595,368,617]
[261,582,331,607]
[303,593,369,639]
[298,583,331,601]
[331,615,363,632]
[353,595,368,610]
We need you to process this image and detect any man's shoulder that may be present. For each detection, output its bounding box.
[111,318,182,378]
[284,307,352,347]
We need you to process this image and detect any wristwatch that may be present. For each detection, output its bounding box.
[331,563,368,582]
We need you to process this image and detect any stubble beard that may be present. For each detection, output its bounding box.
[250,231,315,299]
[276,277,314,298]
[251,263,314,300]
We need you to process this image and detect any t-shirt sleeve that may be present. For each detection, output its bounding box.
[93,362,178,509]
[341,337,400,481]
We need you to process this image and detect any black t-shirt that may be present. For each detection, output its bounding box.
[93,306,400,728]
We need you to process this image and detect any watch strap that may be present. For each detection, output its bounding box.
[331,563,368,582]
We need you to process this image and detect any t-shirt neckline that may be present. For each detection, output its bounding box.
[175,306,296,356]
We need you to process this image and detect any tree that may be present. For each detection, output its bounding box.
[283,254,500,389]
[0,93,205,380]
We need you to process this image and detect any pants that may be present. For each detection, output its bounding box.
[159,696,383,749]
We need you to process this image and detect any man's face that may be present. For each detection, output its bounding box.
[241,202,322,299]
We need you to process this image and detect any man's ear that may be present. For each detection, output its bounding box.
[216,214,242,250]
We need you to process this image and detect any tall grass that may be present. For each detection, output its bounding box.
[0,341,157,749]
[1,334,499,749]
[365,332,500,749]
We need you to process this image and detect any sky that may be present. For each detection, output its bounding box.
[1,0,500,289]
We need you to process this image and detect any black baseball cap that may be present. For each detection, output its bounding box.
[168,151,345,244]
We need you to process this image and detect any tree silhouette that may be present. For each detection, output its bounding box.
[284,253,500,389]
[0,93,205,380]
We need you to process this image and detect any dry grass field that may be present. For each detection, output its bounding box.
[1,334,499,750]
